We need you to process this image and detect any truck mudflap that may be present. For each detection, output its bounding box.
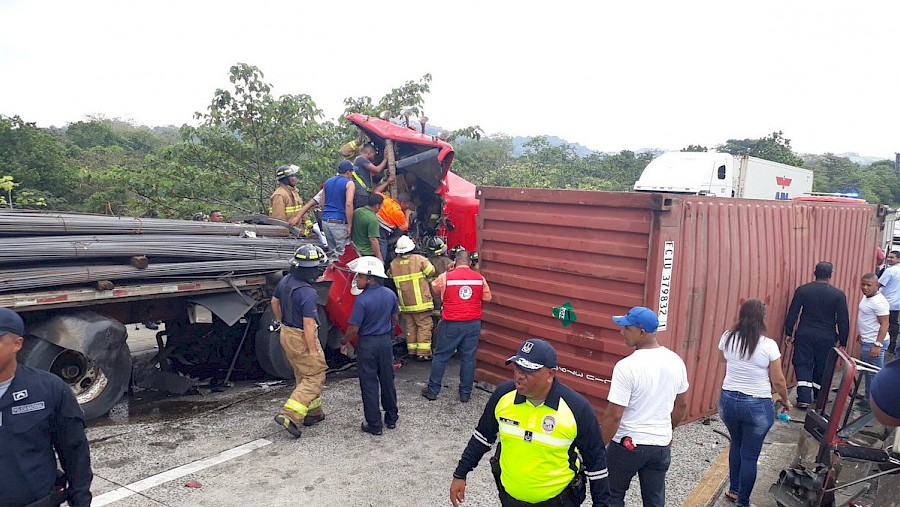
[22,311,131,420]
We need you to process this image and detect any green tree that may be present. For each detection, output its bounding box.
[0,115,77,208]
[133,63,341,217]
[681,144,708,152]
[718,131,804,167]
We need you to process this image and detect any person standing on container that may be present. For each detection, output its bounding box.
[856,273,890,410]
[601,307,689,507]
[784,262,850,409]
[718,299,792,507]
[422,249,492,403]
[340,256,400,436]
[449,339,611,507]
[877,250,900,355]
[0,308,93,507]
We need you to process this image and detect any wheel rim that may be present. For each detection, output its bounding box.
[50,350,109,404]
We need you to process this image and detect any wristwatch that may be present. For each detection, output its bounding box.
[873,342,883,348]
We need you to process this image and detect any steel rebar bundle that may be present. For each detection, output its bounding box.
[0,212,290,237]
[0,235,310,265]
[0,260,290,293]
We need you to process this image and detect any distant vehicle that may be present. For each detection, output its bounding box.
[633,151,813,200]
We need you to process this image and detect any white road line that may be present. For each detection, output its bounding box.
[92,438,272,506]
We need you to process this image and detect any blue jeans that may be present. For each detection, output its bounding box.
[718,390,775,507]
[861,340,889,400]
[426,320,480,396]
[606,440,670,507]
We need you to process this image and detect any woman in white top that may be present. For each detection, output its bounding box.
[718,299,792,507]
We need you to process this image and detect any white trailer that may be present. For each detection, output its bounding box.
[633,151,813,200]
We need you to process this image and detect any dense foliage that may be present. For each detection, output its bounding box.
[1,64,897,216]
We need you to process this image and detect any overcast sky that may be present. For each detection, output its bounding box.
[1,0,897,157]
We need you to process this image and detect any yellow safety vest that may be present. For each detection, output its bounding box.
[494,389,579,503]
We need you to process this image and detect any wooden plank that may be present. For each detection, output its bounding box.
[680,446,729,507]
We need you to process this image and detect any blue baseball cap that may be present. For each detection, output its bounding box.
[338,160,353,173]
[505,339,558,371]
[0,307,25,337]
[612,307,659,333]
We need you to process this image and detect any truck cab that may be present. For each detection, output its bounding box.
[633,151,735,197]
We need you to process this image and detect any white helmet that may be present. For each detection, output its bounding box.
[348,256,387,279]
[395,235,415,254]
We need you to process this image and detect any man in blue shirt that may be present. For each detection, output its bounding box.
[321,160,356,256]
[340,256,400,435]
[878,250,900,354]
[0,308,93,507]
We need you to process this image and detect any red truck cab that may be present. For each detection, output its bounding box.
[318,114,479,352]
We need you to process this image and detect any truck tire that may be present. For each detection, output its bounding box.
[19,314,132,421]
[254,308,294,380]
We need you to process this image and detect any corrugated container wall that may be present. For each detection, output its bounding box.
[476,187,885,423]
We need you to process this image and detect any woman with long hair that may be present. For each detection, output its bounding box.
[718,299,792,507]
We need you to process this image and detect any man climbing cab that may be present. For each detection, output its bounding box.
[270,164,314,234]
[271,244,329,438]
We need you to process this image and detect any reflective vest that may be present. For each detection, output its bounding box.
[391,254,435,313]
[269,184,303,221]
[442,266,484,321]
[494,387,579,503]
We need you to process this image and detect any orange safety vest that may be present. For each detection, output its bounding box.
[390,254,435,312]
[442,266,485,321]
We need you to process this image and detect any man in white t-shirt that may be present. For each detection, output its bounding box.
[601,307,689,507]
[877,250,900,354]
[858,273,890,406]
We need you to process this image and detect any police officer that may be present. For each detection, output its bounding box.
[0,308,93,507]
[450,339,611,507]
[340,256,399,436]
[272,244,329,438]
[784,261,850,409]
[270,164,312,233]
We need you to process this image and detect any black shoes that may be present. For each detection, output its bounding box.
[274,415,303,438]
[303,413,326,427]
[421,387,438,401]
[386,420,397,429]
[361,422,383,436]
[459,393,471,403]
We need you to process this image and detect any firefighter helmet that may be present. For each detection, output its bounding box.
[395,235,416,254]
[427,237,447,256]
[275,164,300,180]
[290,244,327,268]
[348,256,387,278]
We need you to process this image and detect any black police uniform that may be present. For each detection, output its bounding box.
[0,365,93,507]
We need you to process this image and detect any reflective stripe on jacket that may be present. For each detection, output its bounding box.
[390,254,435,312]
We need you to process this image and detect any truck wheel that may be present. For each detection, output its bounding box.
[254,308,294,380]
[19,314,132,421]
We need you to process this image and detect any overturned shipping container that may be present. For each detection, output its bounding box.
[475,188,886,423]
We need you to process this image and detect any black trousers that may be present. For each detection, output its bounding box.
[792,332,836,404]
[889,310,899,353]
[356,334,398,430]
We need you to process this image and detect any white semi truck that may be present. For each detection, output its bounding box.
[633,151,813,200]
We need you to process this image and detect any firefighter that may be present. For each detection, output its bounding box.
[390,235,436,361]
[269,164,313,233]
[426,237,452,310]
[271,244,329,438]
[340,256,400,436]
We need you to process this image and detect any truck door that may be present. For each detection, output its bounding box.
[704,154,734,197]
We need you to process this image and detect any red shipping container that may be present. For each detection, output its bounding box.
[475,187,887,423]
